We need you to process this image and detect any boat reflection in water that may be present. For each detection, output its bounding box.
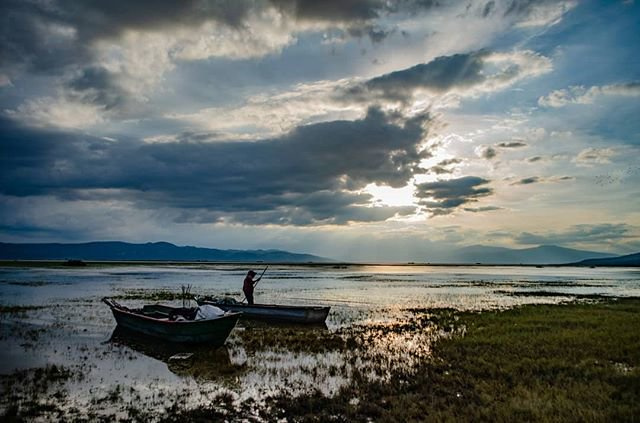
[108,326,245,380]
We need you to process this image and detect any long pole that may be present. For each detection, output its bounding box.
[254,265,268,289]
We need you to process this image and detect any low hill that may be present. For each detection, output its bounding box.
[449,244,615,265]
[573,252,640,267]
[0,241,331,263]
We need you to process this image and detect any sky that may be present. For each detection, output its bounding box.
[1,0,639,262]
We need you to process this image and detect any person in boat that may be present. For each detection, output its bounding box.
[243,270,262,305]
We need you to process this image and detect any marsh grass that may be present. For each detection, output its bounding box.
[0,305,46,314]
[264,298,640,422]
[2,298,639,421]
[495,290,613,299]
[0,365,75,421]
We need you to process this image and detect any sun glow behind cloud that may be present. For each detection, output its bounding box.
[364,183,417,208]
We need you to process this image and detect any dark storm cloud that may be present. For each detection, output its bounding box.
[1,0,447,78]
[496,141,527,148]
[415,176,493,215]
[270,0,450,25]
[0,107,429,225]
[65,66,127,111]
[0,0,255,78]
[0,0,87,75]
[344,52,488,103]
[271,0,383,22]
[515,224,637,246]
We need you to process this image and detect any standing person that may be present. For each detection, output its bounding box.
[243,270,261,305]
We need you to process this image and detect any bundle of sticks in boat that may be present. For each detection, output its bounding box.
[181,284,192,308]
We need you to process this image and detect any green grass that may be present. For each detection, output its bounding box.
[267,298,640,422]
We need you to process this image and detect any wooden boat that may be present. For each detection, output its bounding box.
[102,298,240,345]
[195,296,330,324]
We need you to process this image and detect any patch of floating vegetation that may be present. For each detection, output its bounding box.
[5,280,62,287]
[495,290,614,299]
[0,305,46,314]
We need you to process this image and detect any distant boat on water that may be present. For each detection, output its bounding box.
[102,298,240,345]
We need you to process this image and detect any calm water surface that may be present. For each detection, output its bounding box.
[1,264,638,417]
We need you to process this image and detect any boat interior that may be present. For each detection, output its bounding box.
[140,304,198,320]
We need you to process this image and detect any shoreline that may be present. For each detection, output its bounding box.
[1,259,636,268]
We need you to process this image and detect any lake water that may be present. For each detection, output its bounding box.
[1,264,639,419]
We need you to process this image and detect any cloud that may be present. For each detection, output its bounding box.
[0,74,12,87]
[427,158,463,175]
[510,0,577,28]
[510,175,573,185]
[171,48,551,138]
[496,141,527,148]
[463,205,502,213]
[512,176,540,185]
[272,0,381,21]
[437,158,463,166]
[573,148,617,166]
[515,223,638,246]
[0,0,452,80]
[169,49,551,138]
[1,1,390,125]
[343,50,552,106]
[6,96,105,129]
[0,107,430,225]
[475,145,498,160]
[1,1,564,131]
[415,176,493,215]
[538,82,640,107]
[168,79,361,138]
[361,52,487,99]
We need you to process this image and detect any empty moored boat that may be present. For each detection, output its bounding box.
[102,298,240,345]
[195,296,330,324]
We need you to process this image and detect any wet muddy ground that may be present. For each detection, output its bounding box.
[1,264,639,421]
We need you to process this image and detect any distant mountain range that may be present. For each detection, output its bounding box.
[0,241,635,266]
[431,244,617,265]
[573,252,640,267]
[0,241,331,263]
